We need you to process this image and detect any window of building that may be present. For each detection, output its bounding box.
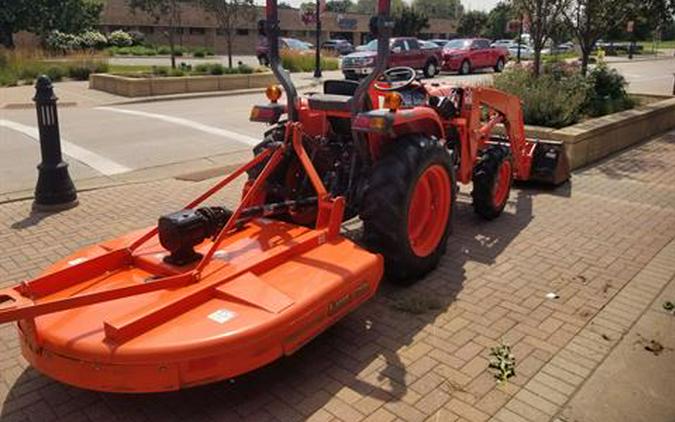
[190,27,206,35]
[236,28,249,36]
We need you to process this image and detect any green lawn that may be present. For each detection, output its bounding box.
[108,64,155,74]
[637,40,675,50]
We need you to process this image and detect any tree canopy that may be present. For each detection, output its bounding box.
[485,2,515,39]
[457,10,489,36]
[0,0,103,48]
[411,0,463,20]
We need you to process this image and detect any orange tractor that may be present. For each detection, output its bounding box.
[0,0,569,392]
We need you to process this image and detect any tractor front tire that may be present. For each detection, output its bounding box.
[360,136,456,284]
[471,145,513,220]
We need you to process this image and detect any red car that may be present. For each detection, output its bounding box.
[441,38,508,74]
[342,37,441,80]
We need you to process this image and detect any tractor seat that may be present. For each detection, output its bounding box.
[307,79,359,112]
[307,94,352,112]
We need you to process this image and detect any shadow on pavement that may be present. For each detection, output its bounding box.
[1,188,538,420]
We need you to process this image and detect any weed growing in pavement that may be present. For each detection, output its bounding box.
[489,342,516,384]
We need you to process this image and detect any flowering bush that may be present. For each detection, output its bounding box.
[108,30,134,47]
[494,60,635,128]
[45,31,83,52]
[79,31,108,50]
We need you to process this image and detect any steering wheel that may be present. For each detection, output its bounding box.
[373,67,417,92]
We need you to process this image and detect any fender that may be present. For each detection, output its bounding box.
[391,107,445,140]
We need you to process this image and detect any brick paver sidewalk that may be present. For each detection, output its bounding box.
[1,132,674,421]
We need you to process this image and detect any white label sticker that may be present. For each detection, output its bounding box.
[67,257,87,266]
[208,309,237,324]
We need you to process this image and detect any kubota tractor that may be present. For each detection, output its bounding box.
[0,0,569,393]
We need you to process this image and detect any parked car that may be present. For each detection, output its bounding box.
[429,38,451,48]
[256,37,312,65]
[341,37,441,80]
[541,44,574,55]
[491,39,516,49]
[507,44,534,60]
[321,39,355,55]
[441,38,509,74]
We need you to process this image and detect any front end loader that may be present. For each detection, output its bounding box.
[0,0,569,393]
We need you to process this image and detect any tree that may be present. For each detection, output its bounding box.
[199,0,256,68]
[325,0,355,12]
[278,1,294,8]
[457,10,489,36]
[514,0,570,76]
[0,0,102,49]
[393,6,429,36]
[128,0,185,68]
[562,0,632,74]
[486,2,515,40]
[412,0,463,20]
[355,0,404,14]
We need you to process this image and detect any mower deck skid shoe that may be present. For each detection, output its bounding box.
[14,220,383,392]
[528,139,571,185]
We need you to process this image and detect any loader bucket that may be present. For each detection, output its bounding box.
[528,139,570,185]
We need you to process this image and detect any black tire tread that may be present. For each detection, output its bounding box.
[360,135,455,284]
[471,145,512,220]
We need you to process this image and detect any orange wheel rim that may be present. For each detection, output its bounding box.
[493,160,512,207]
[407,165,452,257]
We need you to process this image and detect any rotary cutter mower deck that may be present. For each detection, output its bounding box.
[0,0,569,393]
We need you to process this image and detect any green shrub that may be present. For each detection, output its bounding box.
[127,30,145,46]
[80,31,108,50]
[45,31,82,52]
[45,66,66,82]
[153,66,169,76]
[194,50,206,58]
[169,68,185,77]
[281,51,339,72]
[494,65,591,128]
[116,47,131,55]
[108,30,133,47]
[209,64,225,75]
[67,60,109,80]
[194,63,210,74]
[585,62,635,117]
[237,64,254,74]
[157,46,171,55]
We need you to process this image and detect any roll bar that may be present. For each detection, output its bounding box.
[265,0,299,121]
[263,0,393,122]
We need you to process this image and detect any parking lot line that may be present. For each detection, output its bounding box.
[96,107,261,147]
[0,118,131,176]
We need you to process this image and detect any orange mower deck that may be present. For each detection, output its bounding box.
[0,139,384,392]
[14,222,382,392]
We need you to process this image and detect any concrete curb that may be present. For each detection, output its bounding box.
[0,80,323,109]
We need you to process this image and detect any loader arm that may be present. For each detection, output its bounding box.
[466,86,533,181]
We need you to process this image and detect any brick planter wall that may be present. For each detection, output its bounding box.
[89,72,277,97]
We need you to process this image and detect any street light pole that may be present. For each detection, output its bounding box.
[314,0,322,78]
[517,15,523,63]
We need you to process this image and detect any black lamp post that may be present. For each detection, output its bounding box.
[33,75,78,211]
[314,0,322,78]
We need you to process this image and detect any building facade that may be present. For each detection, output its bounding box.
[99,0,457,54]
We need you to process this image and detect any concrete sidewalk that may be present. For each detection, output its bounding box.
[0,70,339,109]
[0,131,674,421]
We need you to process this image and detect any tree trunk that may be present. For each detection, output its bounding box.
[580,46,590,75]
[226,31,233,68]
[0,26,15,49]
[533,47,541,76]
[169,27,176,69]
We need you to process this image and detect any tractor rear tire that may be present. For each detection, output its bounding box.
[471,145,513,220]
[360,135,456,284]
